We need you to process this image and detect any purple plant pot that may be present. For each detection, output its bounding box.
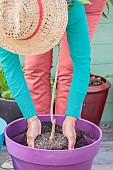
[5,115,102,170]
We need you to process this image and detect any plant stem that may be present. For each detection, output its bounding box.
[49,42,61,140]
[49,119,56,140]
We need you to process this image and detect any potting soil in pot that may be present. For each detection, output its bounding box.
[19,122,94,150]
[89,76,104,86]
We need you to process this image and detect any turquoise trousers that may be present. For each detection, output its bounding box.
[0,0,90,119]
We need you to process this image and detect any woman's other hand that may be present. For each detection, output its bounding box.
[27,116,41,147]
[62,116,77,150]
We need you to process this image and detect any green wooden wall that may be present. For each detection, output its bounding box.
[91,3,113,122]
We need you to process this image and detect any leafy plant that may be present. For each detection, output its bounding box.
[0,68,13,100]
[105,74,113,78]
[0,68,25,100]
[109,0,113,6]
[103,0,113,19]
[77,0,91,4]
[50,77,57,101]
[68,0,91,8]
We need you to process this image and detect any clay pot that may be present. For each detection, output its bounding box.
[81,74,111,126]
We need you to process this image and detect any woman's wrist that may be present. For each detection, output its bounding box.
[66,116,77,123]
[27,115,38,126]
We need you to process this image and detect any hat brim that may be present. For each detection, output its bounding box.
[0,0,68,55]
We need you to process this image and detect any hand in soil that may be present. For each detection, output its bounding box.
[62,116,77,150]
[20,121,93,150]
[27,116,41,147]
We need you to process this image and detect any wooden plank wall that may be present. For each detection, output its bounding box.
[91,2,113,122]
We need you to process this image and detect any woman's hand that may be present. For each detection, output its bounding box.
[62,116,77,150]
[27,115,41,147]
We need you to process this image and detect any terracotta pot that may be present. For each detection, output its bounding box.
[0,97,23,124]
[81,74,111,126]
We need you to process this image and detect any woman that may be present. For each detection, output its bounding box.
[56,0,107,114]
[0,0,90,149]
[24,0,106,116]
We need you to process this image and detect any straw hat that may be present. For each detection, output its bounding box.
[0,0,68,55]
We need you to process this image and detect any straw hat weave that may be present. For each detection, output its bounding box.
[0,0,68,55]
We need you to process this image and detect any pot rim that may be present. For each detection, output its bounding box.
[0,96,15,102]
[5,115,102,165]
[5,116,102,151]
[88,74,111,93]
[0,118,7,135]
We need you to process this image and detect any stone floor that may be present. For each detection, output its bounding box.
[0,123,113,170]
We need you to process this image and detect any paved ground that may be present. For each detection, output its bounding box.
[0,123,113,170]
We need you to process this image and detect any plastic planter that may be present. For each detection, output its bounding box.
[0,118,7,151]
[5,115,102,170]
[0,97,23,124]
[81,74,111,125]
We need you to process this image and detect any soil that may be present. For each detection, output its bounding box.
[89,75,104,86]
[19,121,94,150]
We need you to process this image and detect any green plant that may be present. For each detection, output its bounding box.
[103,0,113,19]
[0,68,25,100]
[68,0,91,8]
[50,77,56,101]
[0,68,13,100]
[105,74,113,78]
